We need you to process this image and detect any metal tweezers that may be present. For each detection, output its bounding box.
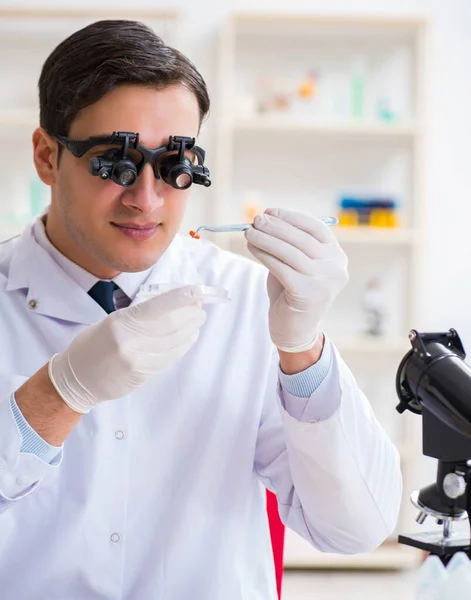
[193,216,338,235]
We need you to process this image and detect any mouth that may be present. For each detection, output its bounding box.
[111,222,161,240]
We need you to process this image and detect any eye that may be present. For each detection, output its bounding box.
[188,151,198,165]
[89,147,143,166]
[87,145,122,158]
[101,149,122,160]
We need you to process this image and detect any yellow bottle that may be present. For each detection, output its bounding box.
[339,209,359,227]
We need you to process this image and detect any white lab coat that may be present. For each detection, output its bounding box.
[0,222,402,600]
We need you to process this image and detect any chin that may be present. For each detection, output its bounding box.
[111,257,157,273]
[110,248,167,273]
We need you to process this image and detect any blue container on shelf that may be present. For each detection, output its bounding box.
[338,196,398,227]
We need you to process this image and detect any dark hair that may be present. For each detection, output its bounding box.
[38,19,210,136]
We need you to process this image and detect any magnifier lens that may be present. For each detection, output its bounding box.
[113,160,137,187]
[175,172,192,189]
[119,169,137,186]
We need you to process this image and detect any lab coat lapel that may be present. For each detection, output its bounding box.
[5,223,106,325]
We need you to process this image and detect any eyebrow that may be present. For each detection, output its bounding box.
[81,133,159,147]
[77,132,138,143]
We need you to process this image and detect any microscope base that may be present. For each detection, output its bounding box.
[399,531,471,565]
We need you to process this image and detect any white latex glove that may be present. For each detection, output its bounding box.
[245,208,349,353]
[48,286,206,414]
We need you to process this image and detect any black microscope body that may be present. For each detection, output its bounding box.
[396,329,471,565]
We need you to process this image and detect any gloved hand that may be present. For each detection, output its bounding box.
[48,286,206,414]
[245,208,349,353]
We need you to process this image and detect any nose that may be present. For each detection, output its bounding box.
[121,164,165,213]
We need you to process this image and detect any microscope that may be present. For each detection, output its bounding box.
[396,329,471,565]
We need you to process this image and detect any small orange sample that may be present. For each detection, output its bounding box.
[189,230,200,239]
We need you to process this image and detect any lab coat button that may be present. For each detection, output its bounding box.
[28,299,38,310]
[110,533,121,543]
[0,458,5,468]
[16,477,25,486]
[114,430,125,440]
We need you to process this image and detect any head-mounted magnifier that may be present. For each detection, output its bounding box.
[54,131,211,190]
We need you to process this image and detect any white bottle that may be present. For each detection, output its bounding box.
[441,552,471,599]
[416,555,449,600]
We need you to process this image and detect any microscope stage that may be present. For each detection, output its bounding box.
[399,531,471,561]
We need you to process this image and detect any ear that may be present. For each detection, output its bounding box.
[32,127,59,185]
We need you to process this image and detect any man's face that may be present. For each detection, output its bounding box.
[36,84,201,277]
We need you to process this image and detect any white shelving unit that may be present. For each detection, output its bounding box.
[214,13,429,570]
[231,117,418,137]
[0,8,179,242]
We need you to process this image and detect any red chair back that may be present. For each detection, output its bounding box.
[266,491,285,599]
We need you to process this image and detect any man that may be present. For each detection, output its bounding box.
[0,19,402,600]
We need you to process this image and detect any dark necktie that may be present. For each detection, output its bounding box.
[88,281,119,314]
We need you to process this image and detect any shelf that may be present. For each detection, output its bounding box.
[224,229,415,260]
[283,530,423,570]
[231,118,418,139]
[231,13,428,29]
[335,227,416,245]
